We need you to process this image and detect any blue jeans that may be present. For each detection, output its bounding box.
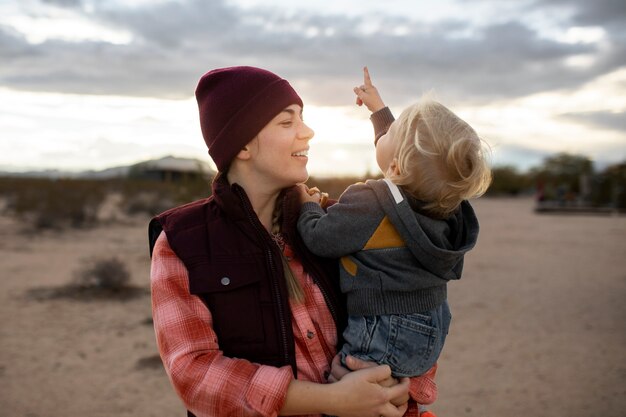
[339,300,451,377]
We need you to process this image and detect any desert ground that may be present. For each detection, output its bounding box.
[0,196,624,417]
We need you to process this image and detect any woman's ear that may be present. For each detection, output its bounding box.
[235,137,258,161]
[235,145,252,161]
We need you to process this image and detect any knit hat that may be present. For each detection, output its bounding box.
[195,66,303,172]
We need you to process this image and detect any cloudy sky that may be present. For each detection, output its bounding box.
[1,0,625,176]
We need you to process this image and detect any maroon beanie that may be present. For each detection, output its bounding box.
[195,66,303,172]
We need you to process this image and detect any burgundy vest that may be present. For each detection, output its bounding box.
[149,175,345,415]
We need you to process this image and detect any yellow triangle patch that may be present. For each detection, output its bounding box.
[363,216,405,249]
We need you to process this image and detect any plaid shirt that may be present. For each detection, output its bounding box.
[151,232,436,417]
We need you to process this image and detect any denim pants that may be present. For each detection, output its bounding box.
[339,300,451,377]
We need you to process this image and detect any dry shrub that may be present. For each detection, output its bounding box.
[1,178,108,230]
[74,256,131,291]
[27,256,147,301]
[118,178,211,216]
[0,176,213,227]
[121,190,175,216]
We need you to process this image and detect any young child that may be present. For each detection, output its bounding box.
[297,68,491,385]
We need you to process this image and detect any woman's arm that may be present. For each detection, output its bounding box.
[151,232,293,416]
[281,366,409,417]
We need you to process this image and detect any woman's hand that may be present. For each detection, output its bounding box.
[329,355,411,407]
[280,364,408,417]
[331,364,409,417]
[353,66,386,113]
[329,355,396,386]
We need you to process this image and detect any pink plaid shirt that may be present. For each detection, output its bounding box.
[151,232,435,417]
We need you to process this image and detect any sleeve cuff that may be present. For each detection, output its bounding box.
[300,201,326,216]
[245,365,294,416]
[370,106,395,145]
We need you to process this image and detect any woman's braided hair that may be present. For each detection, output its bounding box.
[272,194,305,303]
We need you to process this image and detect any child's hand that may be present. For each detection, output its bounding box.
[353,66,386,113]
[297,184,329,206]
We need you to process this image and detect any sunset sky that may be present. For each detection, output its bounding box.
[1,0,625,177]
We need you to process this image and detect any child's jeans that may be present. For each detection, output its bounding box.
[339,300,451,377]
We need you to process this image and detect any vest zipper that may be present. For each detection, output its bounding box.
[235,187,292,369]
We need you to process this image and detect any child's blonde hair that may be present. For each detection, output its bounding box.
[387,97,492,219]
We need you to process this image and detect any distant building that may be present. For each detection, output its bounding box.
[130,156,215,182]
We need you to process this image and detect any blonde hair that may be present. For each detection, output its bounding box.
[387,97,492,219]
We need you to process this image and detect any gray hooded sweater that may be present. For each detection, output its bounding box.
[298,178,479,316]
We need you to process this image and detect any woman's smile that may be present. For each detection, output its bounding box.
[291,148,309,161]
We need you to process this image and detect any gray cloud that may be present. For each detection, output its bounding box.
[40,0,81,7]
[535,0,626,26]
[1,0,624,108]
[559,110,626,132]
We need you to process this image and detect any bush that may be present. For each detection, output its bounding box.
[26,256,146,301]
[118,178,211,216]
[74,256,131,291]
[530,153,594,196]
[0,176,213,227]
[589,162,626,209]
[1,178,108,229]
[487,166,532,196]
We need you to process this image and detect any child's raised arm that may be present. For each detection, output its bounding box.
[353,66,386,113]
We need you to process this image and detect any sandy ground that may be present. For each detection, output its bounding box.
[0,197,624,417]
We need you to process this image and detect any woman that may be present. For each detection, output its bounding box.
[149,66,431,417]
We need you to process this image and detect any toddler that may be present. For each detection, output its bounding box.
[297,68,491,381]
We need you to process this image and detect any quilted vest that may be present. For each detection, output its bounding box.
[148,174,345,416]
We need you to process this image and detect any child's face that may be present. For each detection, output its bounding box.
[376,121,397,175]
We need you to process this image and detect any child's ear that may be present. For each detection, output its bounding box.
[387,158,401,176]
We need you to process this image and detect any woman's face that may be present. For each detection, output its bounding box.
[246,104,314,188]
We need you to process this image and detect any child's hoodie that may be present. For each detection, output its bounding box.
[298,178,479,315]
